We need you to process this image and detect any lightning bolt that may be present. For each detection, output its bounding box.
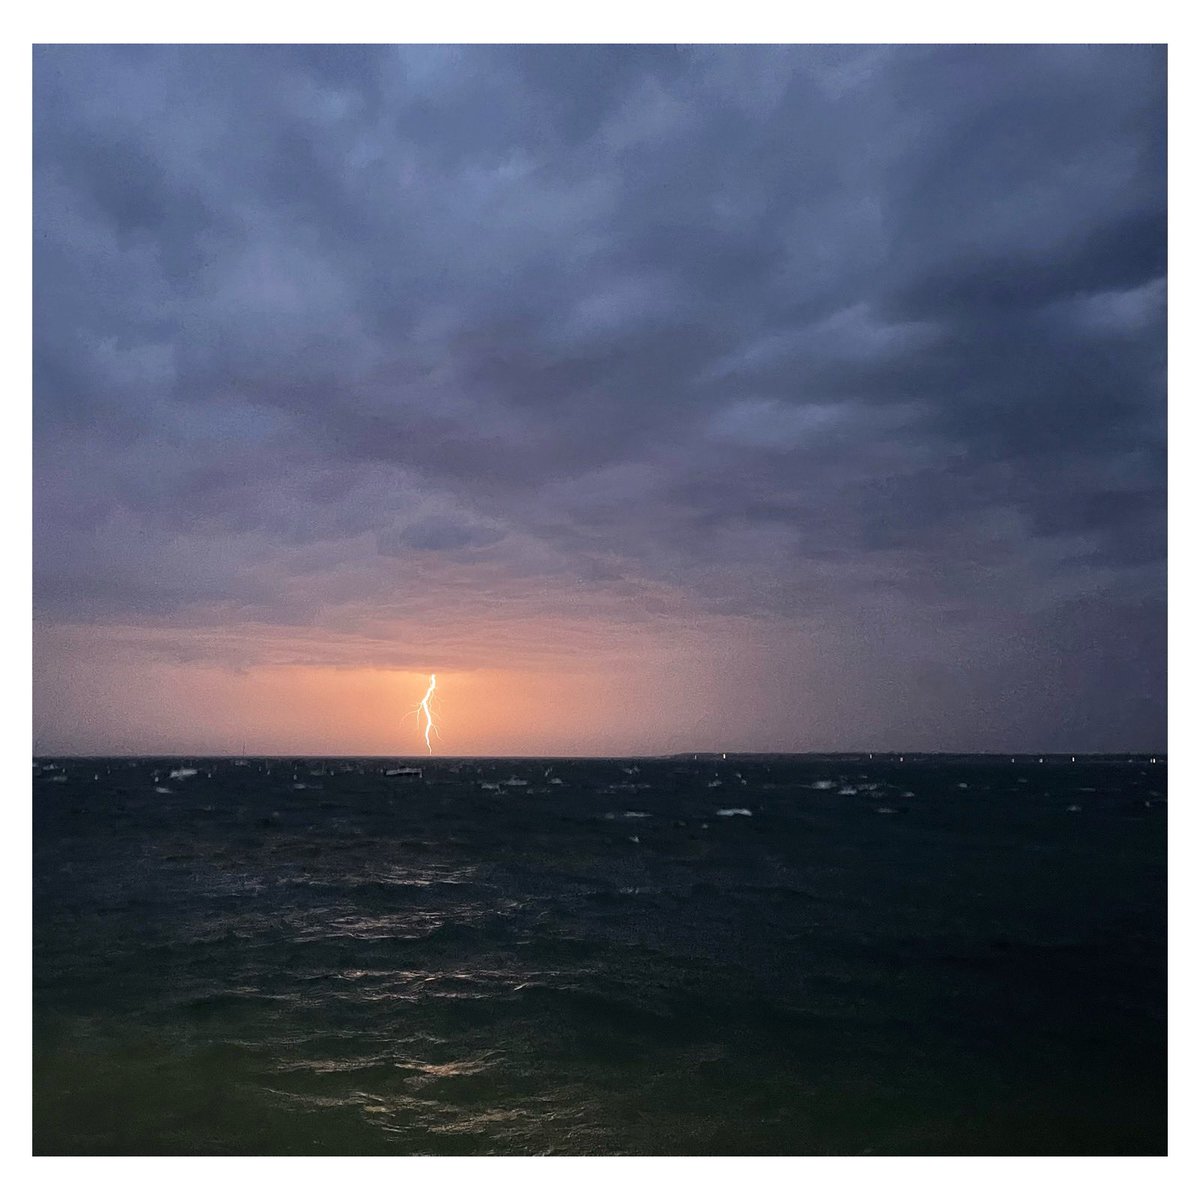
[411,673,439,755]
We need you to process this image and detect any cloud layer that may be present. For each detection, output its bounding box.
[33,45,1166,753]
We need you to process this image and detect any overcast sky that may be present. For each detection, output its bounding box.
[32,44,1166,755]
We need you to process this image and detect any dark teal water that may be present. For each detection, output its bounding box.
[33,755,1166,1155]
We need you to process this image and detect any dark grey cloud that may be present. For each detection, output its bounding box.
[32,44,1166,750]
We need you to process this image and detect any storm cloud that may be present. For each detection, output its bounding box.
[32,44,1166,753]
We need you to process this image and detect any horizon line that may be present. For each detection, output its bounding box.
[32,749,1167,760]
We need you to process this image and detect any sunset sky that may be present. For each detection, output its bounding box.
[32,44,1166,756]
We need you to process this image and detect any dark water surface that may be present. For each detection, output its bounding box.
[34,755,1166,1155]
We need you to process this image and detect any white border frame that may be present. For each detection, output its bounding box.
[9,7,1192,1195]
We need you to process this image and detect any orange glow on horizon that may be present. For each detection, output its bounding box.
[32,660,726,757]
[32,620,744,757]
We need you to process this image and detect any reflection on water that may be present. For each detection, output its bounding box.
[34,755,1166,1154]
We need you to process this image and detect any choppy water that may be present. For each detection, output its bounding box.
[34,755,1166,1155]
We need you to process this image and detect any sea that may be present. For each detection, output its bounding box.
[33,754,1167,1155]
